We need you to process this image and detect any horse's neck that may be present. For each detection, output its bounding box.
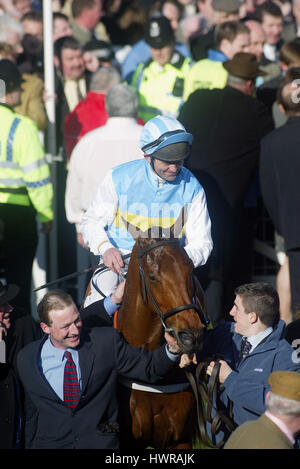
[117,260,163,350]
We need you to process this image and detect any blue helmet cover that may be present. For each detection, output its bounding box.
[140,115,193,155]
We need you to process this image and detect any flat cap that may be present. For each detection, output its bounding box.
[268,371,300,401]
[223,52,267,79]
[212,0,241,13]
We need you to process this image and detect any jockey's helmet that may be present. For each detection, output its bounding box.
[140,115,193,162]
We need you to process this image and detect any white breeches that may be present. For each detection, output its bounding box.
[83,262,129,307]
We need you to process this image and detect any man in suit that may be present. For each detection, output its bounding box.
[54,35,87,148]
[254,1,283,68]
[260,68,300,319]
[17,288,195,449]
[53,35,88,298]
[224,370,300,449]
[179,52,274,325]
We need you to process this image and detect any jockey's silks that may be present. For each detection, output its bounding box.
[106,159,202,252]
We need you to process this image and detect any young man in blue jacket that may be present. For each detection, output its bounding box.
[202,282,300,446]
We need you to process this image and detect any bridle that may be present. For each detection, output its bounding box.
[137,238,207,331]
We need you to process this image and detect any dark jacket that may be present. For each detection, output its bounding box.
[80,298,113,327]
[190,27,215,61]
[0,314,42,449]
[260,116,300,250]
[180,86,274,207]
[179,86,274,279]
[17,327,176,449]
[201,320,300,444]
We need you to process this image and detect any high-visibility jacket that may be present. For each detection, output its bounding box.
[131,51,192,123]
[0,103,53,222]
[184,59,228,101]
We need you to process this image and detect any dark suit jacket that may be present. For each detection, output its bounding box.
[179,86,274,278]
[17,327,176,449]
[260,116,300,251]
[0,314,42,449]
[55,70,90,153]
[190,27,215,61]
[80,298,113,327]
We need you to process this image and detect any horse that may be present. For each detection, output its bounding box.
[115,234,208,449]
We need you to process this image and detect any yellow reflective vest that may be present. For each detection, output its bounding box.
[131,52,192,123]
[0,104,53,222]
[184,59,228,101]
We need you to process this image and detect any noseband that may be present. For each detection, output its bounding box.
[137,239,206,331]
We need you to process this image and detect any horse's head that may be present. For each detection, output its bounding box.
[134,237,207,355]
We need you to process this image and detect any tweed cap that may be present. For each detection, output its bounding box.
[223,52,267,79]
[212,0,241,13]
[268,371,300,401]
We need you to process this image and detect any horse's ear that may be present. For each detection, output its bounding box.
[169,204,188,238]
[120,215,141,240]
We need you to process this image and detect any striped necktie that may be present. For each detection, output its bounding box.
[63,351,81,408]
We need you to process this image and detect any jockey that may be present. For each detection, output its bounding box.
[81,115,213,306]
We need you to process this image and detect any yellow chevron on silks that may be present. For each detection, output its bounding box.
[112,206,187,238]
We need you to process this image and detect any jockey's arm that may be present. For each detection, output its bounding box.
[81,170,118,256]
[184,189,213,267]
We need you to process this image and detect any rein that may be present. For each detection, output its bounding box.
[184,360,236,449]
[137,238,206,330]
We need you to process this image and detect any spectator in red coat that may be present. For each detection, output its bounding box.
[63,65,121,159]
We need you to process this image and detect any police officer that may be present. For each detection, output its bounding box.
[0,59,53,315]
[130,15,192,123]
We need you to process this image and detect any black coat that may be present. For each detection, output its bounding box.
[190,27,215,61]
[260,116,300,251]
[0,314,42,449]
[179,86,274,279]
[80,298,113,327]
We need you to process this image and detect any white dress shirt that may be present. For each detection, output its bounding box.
[65,117,143,232]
